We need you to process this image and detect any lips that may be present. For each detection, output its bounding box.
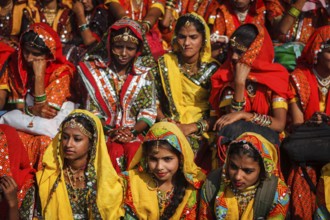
[234,182,243,188]
[64,149,75,154]
[156,172,167,178]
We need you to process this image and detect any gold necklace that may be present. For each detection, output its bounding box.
[313,68,330,96]
[43,7,57,26]
[64,165,85,201]
[180,60,199,76]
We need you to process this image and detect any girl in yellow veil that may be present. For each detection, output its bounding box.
[122,122,206,219]
[36,109,124,219]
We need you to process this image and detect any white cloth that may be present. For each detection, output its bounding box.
[0,101,76,138]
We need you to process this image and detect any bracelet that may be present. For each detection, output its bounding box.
[142,20,152,32]
[34,93,47,103]
[195,120,208,135]
[287,6,301,19]
[231,98,246,112]
[24,105,34,116]
[130,129,138,137]
[250,113,272,127]
[78,23,89,32]
[165,5,174,10]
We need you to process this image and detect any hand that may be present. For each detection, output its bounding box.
[31,103,58,119]
[32,59,47,77]
[234,62,251,84]
[111,127,135,143]
[176,123,196,136]
[0,176,18,208]
[213,111,250,130]
[72,0,85,16]
[306,112,330,125]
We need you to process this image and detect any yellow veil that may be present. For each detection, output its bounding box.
[36,109,124,219]
[125,122,206,219]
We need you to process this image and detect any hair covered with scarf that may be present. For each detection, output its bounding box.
[143,139,188,220]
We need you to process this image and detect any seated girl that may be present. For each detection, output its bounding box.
[122,122,206,219]
[199,132,290,219]
[36,109,123,219]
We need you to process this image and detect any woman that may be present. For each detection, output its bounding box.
[0,23,75,169]
[122,121,206,219]
[288,25,330,220]
[210,23,291,134]
[78,18,157,173]
[152,12,219,171]
[36,109,124,219]
[199,132,290,219]
[105,0,165,60]
[0,124,35,220]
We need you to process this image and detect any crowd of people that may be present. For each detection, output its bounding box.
[0,0,329,219]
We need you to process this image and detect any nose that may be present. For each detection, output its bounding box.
[64,137,73,148]
[121,47,127,56]
[155,161,164,171]
[231,52,240,61]
[234,169,243,181]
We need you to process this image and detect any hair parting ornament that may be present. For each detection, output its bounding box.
[112,28,139,45]
[230,36,248,52]
[63,119,92,139]
[25,34,48,51]
[184,20,191,28]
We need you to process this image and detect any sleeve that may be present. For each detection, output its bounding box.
[89,6,109,42]
[136,72,157,127]
[45,74,72,110]
[267,179,290,219]
[271,94,288,110]
[0,68,10,92]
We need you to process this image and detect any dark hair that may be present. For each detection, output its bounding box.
[143,140,188,220]
[230,23,259,49]
[21,30,51,55]
[174,14,206,42]
[227,141,266,180]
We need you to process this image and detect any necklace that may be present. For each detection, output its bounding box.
[179,60,199,76]
[313,68,330,96]
[64,165,86,202]
[235,9,248,23]
[157,187,175,213]
[111,65,129,93]
[43,7,57,26]
[130,0,144,21]
[230,183,258,215]
[246,80,257,97]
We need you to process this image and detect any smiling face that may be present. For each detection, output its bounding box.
[62,127,90,162]
[176,22,204,63]
[227,153,261,191]
[147,144,180,185]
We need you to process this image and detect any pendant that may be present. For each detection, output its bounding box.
[27,121,34,128]
[72,193,78,202]
[320,87,328,96]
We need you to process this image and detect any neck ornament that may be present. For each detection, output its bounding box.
[313,68,330,96]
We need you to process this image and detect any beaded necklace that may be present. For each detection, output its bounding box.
[313,68,330,96]
[157,187,175,214]
[230,183,258,215]
[64,165,86,202]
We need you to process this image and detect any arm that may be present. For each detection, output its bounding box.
[0,89,8,110]
[107,2,127,20]
[278,0,307,35]
[72,1,98,46]
[289,101,304,126]
[142,6,163,32]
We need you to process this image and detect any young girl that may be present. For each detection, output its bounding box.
[122,122,206,219]
[36,109,123,219]
[199,132,290,219]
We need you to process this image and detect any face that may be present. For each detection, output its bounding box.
[231,0,251,12]
[62,126,90,162]
[227,153,261,191]
[22,44,47,66]
[176,22,204,62]
[316,47,330,72]
[147,145,180,184]
[81,0,94,12]
[229,40,247,66]
[111,40,138,67]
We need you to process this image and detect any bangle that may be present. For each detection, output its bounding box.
[287,6,301,19]
[24,105,34,116]
[131,129,138,137]
[250,113,272,127]
[78,23,89,32]
[231,98,246,112]
[34,93,47,103]
[142,20,152,32]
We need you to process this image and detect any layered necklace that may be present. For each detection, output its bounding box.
[130,0,144,21]
[42,7,58,26]
[234,9,249,24]
[313,68,330,96]
[111,64,129,94]
[230,183,258,215]
[64,165,86,202]
[178,58,200,76]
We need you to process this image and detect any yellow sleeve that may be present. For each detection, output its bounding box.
[151,2,165,14]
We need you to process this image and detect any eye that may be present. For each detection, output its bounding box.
[62,134,69,140]
[74,137,82,142]
[163,157,173,162]
[177,34,186,40]
[127,46,137,51]
[243,168,254,174]
[229,162,238,170]
[148,156,157,162]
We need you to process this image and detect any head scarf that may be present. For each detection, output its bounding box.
[215,132,282,218]
[293,25,330,119]
[0,124,35,219]
[127,122,206,218]
[106,18,143,68]
[210,24,292,113]
[10,23,75,97]
[172,12,214,64]
[36,109,124,219]
[0,42,15,74]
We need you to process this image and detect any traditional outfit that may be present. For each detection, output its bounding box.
[209,24,291,126]
[122,122,206,219]
[288,25,330,220]
[0,124,35,220]
[36,109,124,219]
[105,0,165,60]
[199,132,290,219]
[1,23,75,169]
[278,0,330,44]
[152,13,219,170]
[78,19,157,173]
[206,0,283,39]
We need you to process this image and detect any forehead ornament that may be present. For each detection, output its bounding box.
[230,36,248,52]
[184,20,191,28]
[63,119,92,139]
[113,28,139,45]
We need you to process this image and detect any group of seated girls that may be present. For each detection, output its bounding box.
[0,7,329,220]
